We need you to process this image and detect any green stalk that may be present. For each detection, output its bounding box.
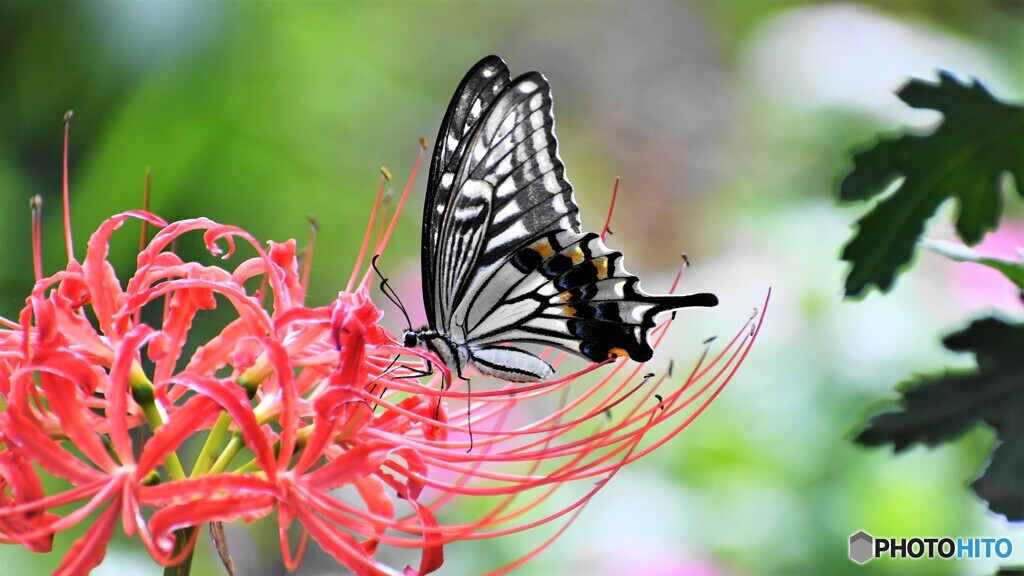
[129,363,185,480]
[190,412,233,477]
[209,435,245,475]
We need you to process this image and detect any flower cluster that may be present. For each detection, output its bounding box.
[0,125,764,575]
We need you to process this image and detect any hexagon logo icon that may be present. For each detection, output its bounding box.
[849,531,874,564]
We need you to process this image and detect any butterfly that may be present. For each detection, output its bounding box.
[402,55,717,383]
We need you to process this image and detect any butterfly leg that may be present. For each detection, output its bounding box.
[393,358,434,380]
[454,367,475,453]
[366,357,435,413]
[364,355,401,413]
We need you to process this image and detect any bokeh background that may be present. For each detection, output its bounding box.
[2,1,1023,575]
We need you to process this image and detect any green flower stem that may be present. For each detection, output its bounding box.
[190,412,233,478]
[232,457,260,475]
[191,364,271,478]
[129,362,186,481]
[209,434,245,475]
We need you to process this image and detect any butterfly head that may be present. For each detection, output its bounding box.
[402,330,419,348]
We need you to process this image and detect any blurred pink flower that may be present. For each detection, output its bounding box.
[943,222,1023,312]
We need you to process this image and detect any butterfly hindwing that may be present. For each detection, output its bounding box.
[459,230,715,362]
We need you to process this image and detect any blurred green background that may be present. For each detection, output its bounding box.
[1,1,1023,575]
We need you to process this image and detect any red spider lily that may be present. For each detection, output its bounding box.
[0,117,765,576]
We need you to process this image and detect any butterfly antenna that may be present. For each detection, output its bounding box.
[370,254,413,330]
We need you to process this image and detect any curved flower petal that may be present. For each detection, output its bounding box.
[53,495,122,576]
[148,492,276,544]
[0,448,59,552]
[306,441,394,491]
[0,411,102,485]
[137,396,218,476]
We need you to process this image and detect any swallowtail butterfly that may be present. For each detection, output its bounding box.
[402,55,717,382]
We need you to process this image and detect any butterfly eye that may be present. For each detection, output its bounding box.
[403,331,418,348]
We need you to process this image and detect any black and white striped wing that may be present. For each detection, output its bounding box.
[426,56,580,334]
[423,56,511,331]
[457,230,717,363]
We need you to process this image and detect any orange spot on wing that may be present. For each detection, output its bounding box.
[607,347,628,359]
[568,245,585,264]
[531,238,555,259]
[594,257,609,279]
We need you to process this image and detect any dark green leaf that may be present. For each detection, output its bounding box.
[856,316,1024,518]
[973,424,1024,520]
[839,72,1024,297]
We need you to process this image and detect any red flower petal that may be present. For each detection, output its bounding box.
[106,326,155,463]
[148,491,275,545]
[52,493,121,576]
[26,364,114,471]
[142,473,276,507]
[0,449,59,552]
[307,441,393,491]
[0,411,101,485]
[288,495,398,576]
[406,500,443,576]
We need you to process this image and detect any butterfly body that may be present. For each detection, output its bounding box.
[406,55,717,383]
[405,329,555,383]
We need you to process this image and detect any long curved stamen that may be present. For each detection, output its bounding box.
[601,176,619,240]
[30,195,43,282]
[346,169,388,293]
[300,215,319,302]
[359,141,425,289]
[62,111,74,262]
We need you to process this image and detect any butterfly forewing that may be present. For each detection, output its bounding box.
[431,71,581,336]
[434,179,492,332]
[424,56,511,327]
[460,72,581,271]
